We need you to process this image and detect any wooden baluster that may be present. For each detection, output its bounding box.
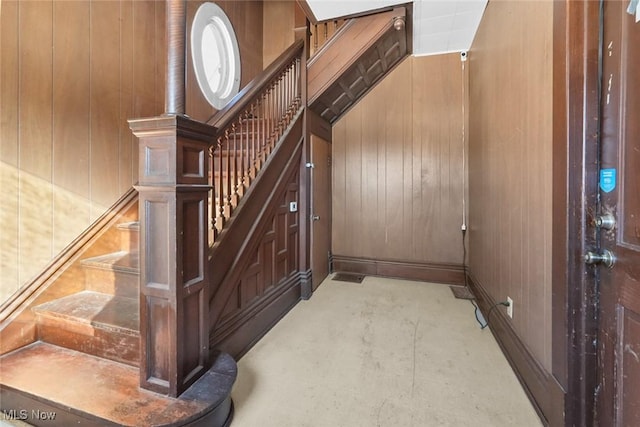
[224,130,232,219]
[231,123,239,206]
[297,58,301,106]
[239,113,246,194]
[216,138,224,234]
[253,103,258,174]
[260,93,266,164]
[289,64,293,119]
[276,77,282,138]
[268,85,274,152]
[313,24,318,55]
[208,146,214,241]
[324,22,328,43]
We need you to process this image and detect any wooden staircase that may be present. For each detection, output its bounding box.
[0,5,410,423]
[1,207,235,426]
[32,222,141,367]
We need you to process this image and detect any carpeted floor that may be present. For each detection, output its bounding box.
[231,274,542,427]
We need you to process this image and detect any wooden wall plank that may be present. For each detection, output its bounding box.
[1,0,162,305]
[263,1,295,69]
[332,54,464,266]
[0,0,21,301]
[468,0,553,370]
[18,0,54,287]
[52,0,91,253]
[90,1,121,219]
[119,0,134,194]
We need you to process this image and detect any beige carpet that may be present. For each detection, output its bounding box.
[231,275,542,427]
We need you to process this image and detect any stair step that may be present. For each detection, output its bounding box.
[116,221,139,253]
[81,251,139,298]
[33,291,139,366]
[0,342,236,427]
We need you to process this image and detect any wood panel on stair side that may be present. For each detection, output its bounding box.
[208,114,305,359]
[211,170,302,358]
[307,7,410,123]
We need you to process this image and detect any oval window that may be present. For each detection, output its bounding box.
[191,3,241,109]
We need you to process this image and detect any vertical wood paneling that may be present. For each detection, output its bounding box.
[263,1,295,68]
[52,1,91,253]
[0,0,20,302]
[0,0,163,305]
[332,54,465,265]
[468,0,553,370]
[119,0,134,194]
[18,0,54,287]
[90,1,121,219]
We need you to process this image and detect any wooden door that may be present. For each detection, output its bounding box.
[310,135,331,291]
[597,3,640,425]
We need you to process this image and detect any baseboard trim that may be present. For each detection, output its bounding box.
[467,272,565,426]
[331,255,464,285]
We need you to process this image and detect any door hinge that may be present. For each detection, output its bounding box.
[305,162,314,168]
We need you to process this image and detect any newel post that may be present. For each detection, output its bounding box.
[130,116,214,397]
[128,0,213,397]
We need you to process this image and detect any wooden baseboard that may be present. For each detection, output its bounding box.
[467,272,565,426]
[331,255,465,285]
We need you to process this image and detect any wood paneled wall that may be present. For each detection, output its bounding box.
[0,0,266,305]
[0,0,164,304]
[468,0,553,370]
[186,0,264,123]
[332,54,465,265]
[262,1,295,69]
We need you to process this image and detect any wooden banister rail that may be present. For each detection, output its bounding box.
[207,40,304,241]
[207,40,304,128]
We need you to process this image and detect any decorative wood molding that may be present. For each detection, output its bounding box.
[130,114,214,397]
[211,272,304,359]
[467,272,565,426]
[208,114,304,330]
[307,7,408,123]
[331,255,465,285]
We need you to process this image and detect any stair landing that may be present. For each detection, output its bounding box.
[0,342,235,426]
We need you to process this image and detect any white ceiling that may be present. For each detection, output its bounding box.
[304,0,488,57]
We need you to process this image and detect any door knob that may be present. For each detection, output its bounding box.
[584,249,615,268]
[595,213,616,230]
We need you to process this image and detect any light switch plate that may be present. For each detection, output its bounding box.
[289,201,298,212]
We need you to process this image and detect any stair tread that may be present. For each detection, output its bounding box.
[0,342,236,426]
[81,251,139,273]
[34,291,139,334]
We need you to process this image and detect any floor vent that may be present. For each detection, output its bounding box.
[450,285,475,300]
[332,272,365,283]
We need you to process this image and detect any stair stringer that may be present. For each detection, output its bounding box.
[0,189,138,355]
[208,112,305,358]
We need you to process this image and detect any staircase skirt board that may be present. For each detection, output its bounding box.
[0,343,236,427]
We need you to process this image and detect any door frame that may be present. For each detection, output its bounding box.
[552,1,601,425]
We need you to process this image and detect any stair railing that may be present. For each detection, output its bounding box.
[207,39,304,243]
[309,19,346,57]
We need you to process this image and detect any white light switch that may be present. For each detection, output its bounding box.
[289,201,298,212]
